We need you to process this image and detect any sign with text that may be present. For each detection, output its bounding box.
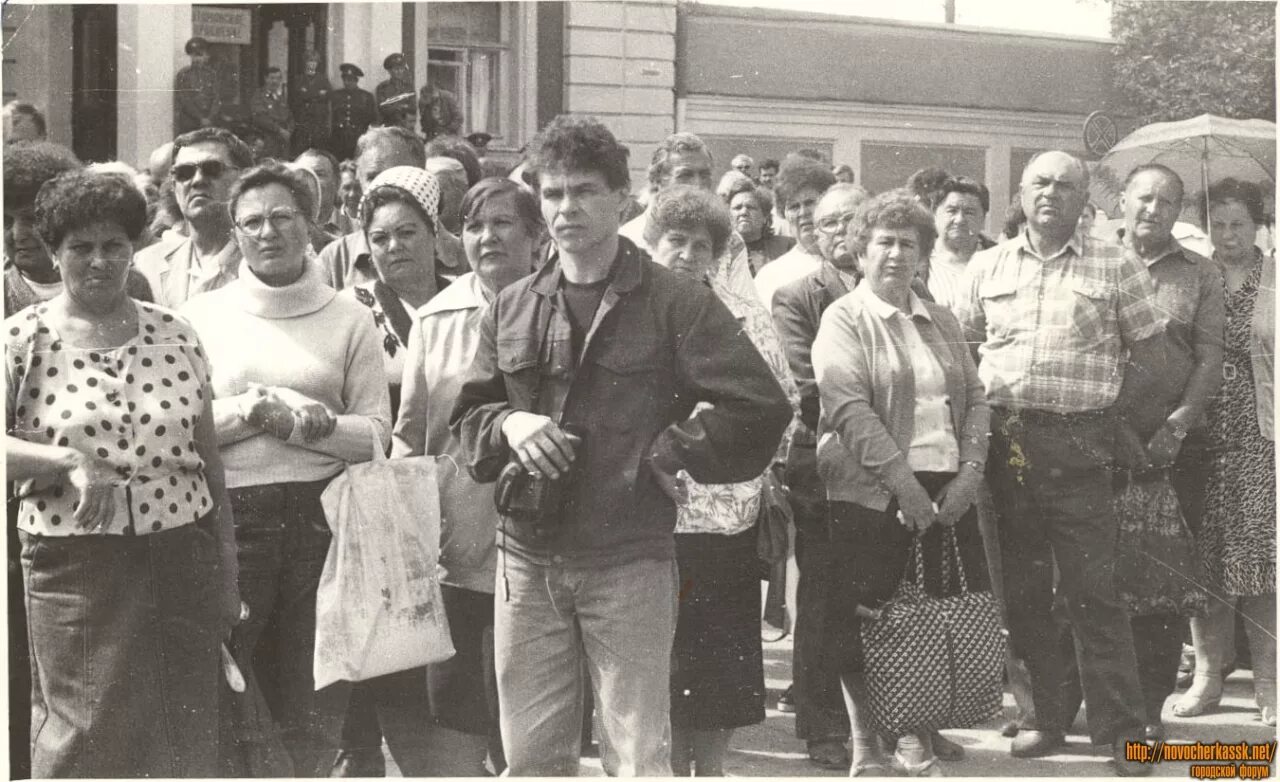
[193,7,251,46]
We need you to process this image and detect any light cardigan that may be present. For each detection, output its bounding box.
[181,257,392,488]
[813,281,990,510]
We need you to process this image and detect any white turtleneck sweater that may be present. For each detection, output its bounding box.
[181,258,391,488]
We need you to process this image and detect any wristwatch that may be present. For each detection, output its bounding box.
[961,459,985,472]
[1166,420,1189,441]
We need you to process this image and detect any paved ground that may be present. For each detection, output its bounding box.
[388,632,1277,777]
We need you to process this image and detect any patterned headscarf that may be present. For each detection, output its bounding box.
[360,165,441,233]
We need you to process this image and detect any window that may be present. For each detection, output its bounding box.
[859,142,986,197]
[427,2,510,138]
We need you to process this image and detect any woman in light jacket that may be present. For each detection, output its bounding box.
[813,190,990,777]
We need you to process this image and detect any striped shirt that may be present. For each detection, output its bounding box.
[955,230,1164,414]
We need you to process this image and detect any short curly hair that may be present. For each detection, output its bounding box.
[172,126,254,170]
[643,185,732,260]
[847,189,937,261]
[528,115,630,192]
[4,141,82,214]
[930,175,991,214]
[227,161,316,224]
[1207,177,1267,226]
[774,157,836,213]
[461,177,542,237]
[646,131,712,188]
[33,169,148,250]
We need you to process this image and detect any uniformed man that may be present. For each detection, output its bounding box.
[174,37,221,135]
[329,64,377,162]
[292,50,332,156]
[375,53,414,114]
[250,66,294,159]
[418,82,462,140]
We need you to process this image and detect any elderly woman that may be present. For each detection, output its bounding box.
[181,162,391,776]
[384,177,541,775]
[643,185,800,776]
[1175,178,1275,726]
[723,175,794,276]
[813,190,990,777]
[921,176,990,311]
[5,169,238,777]
[346,166,449,416]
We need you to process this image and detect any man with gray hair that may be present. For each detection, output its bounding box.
[956,150,1164,776]
[732,153,757,181]
[318,125,426,289]
[620,131,757,303]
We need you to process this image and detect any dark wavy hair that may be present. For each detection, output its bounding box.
[930,175,991,214]
[227,161,316,224]
[1206,177,1267,226]
[425,136,483,188]
[461,177,541,236]
[34,169,148,250]
[847,189,937,261]
[643,185,732,260]
[774,156,836,212]
[724,177,775,238]
[528,115,630,192]
[172,126,255,170]
[4,141,82,214]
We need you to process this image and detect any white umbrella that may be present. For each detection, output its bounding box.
[1091,114,1276,227]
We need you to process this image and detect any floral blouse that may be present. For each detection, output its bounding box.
[675,277,800,535]
[5,302,214,536]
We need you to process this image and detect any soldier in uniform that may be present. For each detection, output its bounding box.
[374,53,414,114]
[329,63,377,162]
[292,50,332,156]
[174,37,221,135]
[418,82,462,140]
[250,66,295,159]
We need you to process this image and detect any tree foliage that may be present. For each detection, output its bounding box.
[1111,0,1275,124]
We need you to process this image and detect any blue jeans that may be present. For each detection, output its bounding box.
[494,549,679,776]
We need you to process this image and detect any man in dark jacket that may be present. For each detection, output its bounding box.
[451,115,791,776]
[250,67,294,159]
[173,37,221,135]
[328,64,377,162]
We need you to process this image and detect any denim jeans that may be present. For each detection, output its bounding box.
[494,549,679,776]
[988,409,1146,745]
[223,478,351,777]
[21,517,221,778]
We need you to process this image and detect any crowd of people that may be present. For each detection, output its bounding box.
[2,83,1275,781]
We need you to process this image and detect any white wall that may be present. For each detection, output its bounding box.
[117,4,192,167]
[2,3,74,148]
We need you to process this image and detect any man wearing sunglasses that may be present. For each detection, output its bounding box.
[134,127,254,308]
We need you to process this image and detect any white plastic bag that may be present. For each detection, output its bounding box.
[315,437,455,689]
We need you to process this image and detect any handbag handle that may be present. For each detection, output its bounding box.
[900,534,927,588]
[940,525,974,594]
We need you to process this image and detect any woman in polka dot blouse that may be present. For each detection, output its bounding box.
[5,170,239,777]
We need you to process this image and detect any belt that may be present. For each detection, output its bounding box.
[990,406,1112,426]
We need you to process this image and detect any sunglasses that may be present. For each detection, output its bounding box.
[172,160,231,183]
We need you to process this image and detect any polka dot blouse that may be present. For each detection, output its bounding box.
[5,302,214,536]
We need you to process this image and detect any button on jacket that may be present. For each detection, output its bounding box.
[450,238,793,567]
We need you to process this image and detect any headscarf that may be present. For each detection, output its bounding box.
[360,165,441,233]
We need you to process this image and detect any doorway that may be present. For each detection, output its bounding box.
[72,4,118,162]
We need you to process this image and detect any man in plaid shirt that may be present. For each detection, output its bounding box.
[956,151,1165,777]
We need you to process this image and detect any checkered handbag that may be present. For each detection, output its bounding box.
[860,528,1007,735]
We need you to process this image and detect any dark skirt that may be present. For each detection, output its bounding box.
[826,472,989,674]
[670,525,766,729]
[428,584,499,737]
[22,516,222,778]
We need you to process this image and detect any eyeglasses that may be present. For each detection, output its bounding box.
[816,212,857,235]
[172,160,231,183]
[235,208,302,236]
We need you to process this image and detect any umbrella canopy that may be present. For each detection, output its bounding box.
[1091,114,1276,227]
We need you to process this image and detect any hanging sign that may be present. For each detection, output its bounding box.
[193,7,252,46]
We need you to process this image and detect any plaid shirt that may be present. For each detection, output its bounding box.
[955,230,1164,414]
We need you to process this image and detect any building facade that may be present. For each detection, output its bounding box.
[4,0,1121,222]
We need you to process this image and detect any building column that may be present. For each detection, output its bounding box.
[985,142,1012,237]
[116,4,192,167]
[328,3,403,94]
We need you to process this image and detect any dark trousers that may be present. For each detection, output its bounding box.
[988,408,1146,745]
[224,478,351,777]
[22,519,221,778]
[788,444,851,742]
[1059,613,1183,729]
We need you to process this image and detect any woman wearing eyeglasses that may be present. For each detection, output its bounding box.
[5,169,240,777]
[181,161,392,776]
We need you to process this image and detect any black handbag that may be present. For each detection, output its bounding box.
[860,527,1007,735]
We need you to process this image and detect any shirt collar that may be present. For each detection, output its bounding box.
[1116,226,1191,267]
[1015,226,1083,262]
[188,237,239,276]
[854,279,932,322]
[419,272,487,317]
